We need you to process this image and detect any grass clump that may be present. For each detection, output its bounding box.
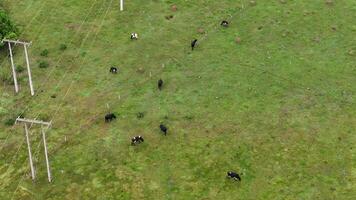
[40,49,49,57]
[3,118,15,126]
[59,44,67,51]
[136,112,145,119]
[39,61,49,68]
[38,113,50,121]
[15,65,24,73]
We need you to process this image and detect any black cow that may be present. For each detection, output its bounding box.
[227,171,241,181]
[160,124,168,135]
[131,136,144,145]
[191,39,198,50]
[105,113,116,122]
[221,20,229,27]
[158,79,163,90]
[110,67,118,74]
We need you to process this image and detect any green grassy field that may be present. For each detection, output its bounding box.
[0,0,355,199]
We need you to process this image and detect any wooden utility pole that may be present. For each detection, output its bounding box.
[41,127,51,182]
[2,39,34,96]
[15,117,52,182]
[24,123,35,180]
[24,44,34,96]
[7,42,19,93]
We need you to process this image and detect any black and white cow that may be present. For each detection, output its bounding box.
[105,113,116,122]
[110,67,118,74]
[221,20,229,27]
[131,135,144,145]
[160,124,168,135]
[227,171,241,181]
[191,39,198,50]
[130,33,138,40]
[158,79,163,90]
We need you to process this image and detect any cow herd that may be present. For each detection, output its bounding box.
[104,20,241,182]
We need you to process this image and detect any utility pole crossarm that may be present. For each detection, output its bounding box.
[2,39,32,46]
[15,117,52,127]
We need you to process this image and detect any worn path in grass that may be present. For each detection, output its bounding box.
[0,0,355,199]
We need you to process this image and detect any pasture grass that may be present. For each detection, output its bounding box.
[0,0,355,199]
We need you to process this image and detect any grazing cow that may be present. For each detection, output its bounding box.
[160,124,168,135]
[227,171,241,181]
[130,33,138,40]
[105,113,116,122]
[221,20,229,27]
[131,135,144,145]
[158,79,163,90]
[110,67,118,74]
[191,39,198,50]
